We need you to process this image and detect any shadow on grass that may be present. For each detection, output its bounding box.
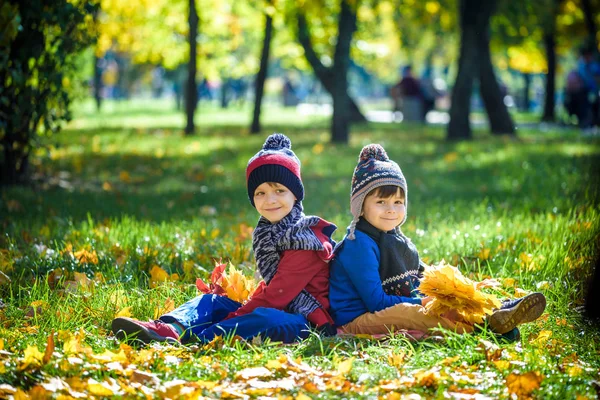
[4,131,598,227]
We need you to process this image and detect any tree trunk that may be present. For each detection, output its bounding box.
[447,1,480,140]
[185,0,198,135]
[297,11,366,124]
[93,53,102,112]
[330,0,356,143]
[521,73,531,112]
[250,11,274,134]
[581,0,599,52]
[476,0,515,135]
[542,30,556,122]
[1,145,29,185]
[220,79,229,108]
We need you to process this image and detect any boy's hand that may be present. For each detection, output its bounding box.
[421,296,433,307]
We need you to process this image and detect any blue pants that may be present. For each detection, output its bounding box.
[160,294,312,344]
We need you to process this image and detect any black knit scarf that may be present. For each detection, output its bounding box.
[252,202,332,317]
[355,217,423,297]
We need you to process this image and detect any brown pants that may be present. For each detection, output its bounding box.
[339,303,473,335]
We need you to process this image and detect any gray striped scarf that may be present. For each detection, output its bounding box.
[252,202,328,318]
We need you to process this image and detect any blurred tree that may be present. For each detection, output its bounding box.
[97,0,265,131]
[294,0,365,144]
[493,0,593,122]
[580,0,599,52]
[185,0,198,135]
[92,10,103,111]
[251,1,275,134]
[0,0,99,184]
[493,2,549,113]
[389,0,458,78]
[448,0,515,140]
[541,0,562,121]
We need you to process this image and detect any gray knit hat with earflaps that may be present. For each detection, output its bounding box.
[348,144,408,239]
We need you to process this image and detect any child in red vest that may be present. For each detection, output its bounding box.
[112,134,336,344]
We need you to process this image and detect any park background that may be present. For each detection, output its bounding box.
[1,0,600,398]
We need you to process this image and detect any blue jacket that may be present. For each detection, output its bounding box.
[329,230,422,327]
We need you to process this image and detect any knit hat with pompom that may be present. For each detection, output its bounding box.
[348,144,407,239]
[246,133,304,207]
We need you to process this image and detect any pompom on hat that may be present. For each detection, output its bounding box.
[246,133,304,207]
[348,144,407,239]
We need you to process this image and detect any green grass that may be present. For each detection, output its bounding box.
[1,99,599,399]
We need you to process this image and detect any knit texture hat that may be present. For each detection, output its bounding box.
[246,133,304,207]
[348,144,407,239]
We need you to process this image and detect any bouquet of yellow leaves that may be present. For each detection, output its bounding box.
[196,261,259,304]
[418,260,502,324]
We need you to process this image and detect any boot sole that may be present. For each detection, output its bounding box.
[488,292,546,334]
[111,317,178,345]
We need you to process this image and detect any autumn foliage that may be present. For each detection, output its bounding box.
[196,262,259,304]
[419,261,502,325]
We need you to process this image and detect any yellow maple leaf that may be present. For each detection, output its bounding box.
[119,171,131,183]
[153,298,175,319]
[531,329,553,346]
[220,263,258,303]
[149,265,178,288]
[182,260,195,276]
[87,379,115,396]
[506,371,543,397]
[115,306,132,318]
[19,345,44,370]
[73,249,99,265]
[337,357,354,375]
[73,272,93,289]
[419,260,501,324]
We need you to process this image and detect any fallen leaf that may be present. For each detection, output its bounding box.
[19,345,44,370]
[530,330,552,346]
[0,385,17,397]
[477,339,503,361]
[115,306,132,318]
[493,360,510,371]
[131,370,159,385]
[506,371,543,397]
[43,332,55,365]
[337,358,354,376]
[153,298,175,319]
[87,379,115,396]
[236,367,272,380]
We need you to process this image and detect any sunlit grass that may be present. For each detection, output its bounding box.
[0,99,599,398]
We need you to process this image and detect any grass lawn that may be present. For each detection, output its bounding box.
[1,99,599,399]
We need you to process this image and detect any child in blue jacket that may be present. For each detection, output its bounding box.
[329,144,545,338]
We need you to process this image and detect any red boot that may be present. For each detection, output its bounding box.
[112,317,180,344]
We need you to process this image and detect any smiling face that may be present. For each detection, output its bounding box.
[361,186,406,232]
[253,182,297,223]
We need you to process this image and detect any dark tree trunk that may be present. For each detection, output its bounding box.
[581,0,599,52]
[477,1,515,135]
[93,53,102,112]
[220,79,229,108]
[185,0,198,135]
[1,145,29,185]
[448,0,514,139]
[297,8,366,129]
[542,31,557,122]
[521,73,531,112]
[330,0,356,143]
[447,2,480,140]
[250,11,274,134]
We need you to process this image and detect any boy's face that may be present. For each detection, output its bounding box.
[361,188,405,232]
[253,182,297,223]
